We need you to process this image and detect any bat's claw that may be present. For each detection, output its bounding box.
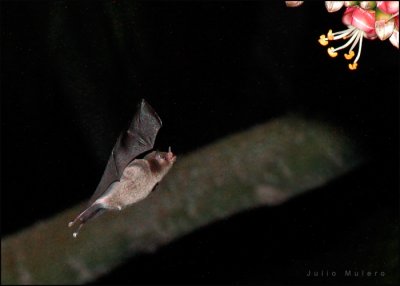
[72,223,84,238]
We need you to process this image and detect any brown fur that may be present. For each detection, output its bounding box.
[148,157,163,174]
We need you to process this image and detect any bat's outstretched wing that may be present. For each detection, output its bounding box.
[88,99,162,205]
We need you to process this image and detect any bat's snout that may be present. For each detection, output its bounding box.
[166,146,176,163]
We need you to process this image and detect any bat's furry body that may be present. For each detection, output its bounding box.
[68,99,176,237]
[96,152,175,209]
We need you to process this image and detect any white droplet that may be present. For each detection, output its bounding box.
[73,232,78,238]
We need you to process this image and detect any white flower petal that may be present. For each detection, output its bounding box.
[375,19,395,41]
[325,1,344,13]
[360,1,376,10]
[285,1,304,7]
[389,28,399,48]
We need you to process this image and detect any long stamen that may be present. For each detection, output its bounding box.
[342,28,357,40]
[319,27,356,46]
[330,28,353,36]
[328,30,359,57]
[348,32,364,70]
[330,27,356,40]
[345,31,362,59]
[349,31,362,52]
[353,32,364,63]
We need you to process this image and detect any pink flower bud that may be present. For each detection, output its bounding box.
[342,6,377,38]
[342,6,357,26]
[377,1,399,14]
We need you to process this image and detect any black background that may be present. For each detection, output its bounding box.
[1,1,399,284]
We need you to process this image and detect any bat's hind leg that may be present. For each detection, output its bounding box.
[68,204,105,237]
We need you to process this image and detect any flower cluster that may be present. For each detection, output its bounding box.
[286,1,399,70]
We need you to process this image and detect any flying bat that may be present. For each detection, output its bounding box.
[68,99,176,237]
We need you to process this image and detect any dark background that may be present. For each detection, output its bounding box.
[1,1,398,284]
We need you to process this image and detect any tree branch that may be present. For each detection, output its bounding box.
[1,115,363,284]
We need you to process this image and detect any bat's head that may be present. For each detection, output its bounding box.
[145,148,177,178]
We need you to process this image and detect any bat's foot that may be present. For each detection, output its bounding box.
[72,223,84,238]
[68,216,80,228]
[68,204,105,238]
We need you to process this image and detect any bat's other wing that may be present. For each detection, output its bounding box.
[87,99,162,205]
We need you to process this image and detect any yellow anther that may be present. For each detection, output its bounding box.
[344,50,355,60]
[327,47,338,57]
[319,38,329,46]
[327,29,334,40]
[348,62,358,70]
